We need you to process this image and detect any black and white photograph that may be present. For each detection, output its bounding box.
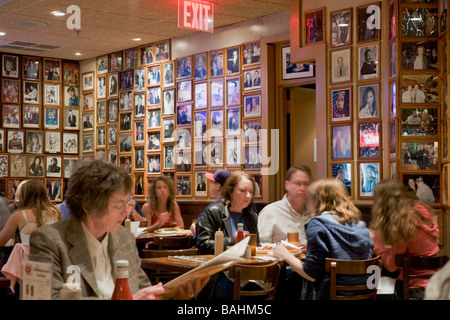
[163,61,174,87]
[210,139,223,166]
[194,53,208,80]
[147,86,161,106]
[97,126,106,148]
[177,56,192,78]
[357,43,379,81]
[194,82,208,109]
[23,57,40,80]
[0,129,3,152]
[119,134,132,152]
[2,105,20,129]
[163,118,175,142]
[330,8,352,47]
[401,42,438,70]
[148,109,161,128]
[62,132,78,154]
[281,46,314,80]
[97,55,108,74]
[64,157,78,178]
[120,112,132,131]
[0,155,7,177]
[195,171,207,197]
[401,74,439,103]
[135,173,144,196]
[108,149,118,165]
[23,81,39,104]
[147,65,161,86]
[46,155,62,178]
[82,113,94,131]
[401,8,438,37]
[26,131,43,154]
[244,120,261,143]
[28,155,44,177]
[134,93,145,118]
[227,137,241,166]
[243,69,261,92]
[359,162,380,198]
[107,98,119,123]
[108,124,118,146]
[82,72,94,91]
[177,104,192,126]
[2,54,19,78]
[148,131,161,151]
[108,73,119,96]
[226,46,240,75]
[120,91,133,111]
[402,174,440,204]
[120,156,132,173]
[163,89,175,115]
[244,145,262,169]
[194,140,208,166]
[357,2,381,43]
[64,108,79,130]
[401,107,438,137]
[135,147,145,170]
[441,0,447,34]
[332,163,352,197]
[147,154,161,173]
[177,128,192,150]
[134,68,146,92]
[194,111,207,139]
[82,134,94,153]
[177,175,191,196]
[45,131,61,153]
[120,70,133,91]
[44,83,60,105]
[97,76,106,99]
[401,141,439,171]
[97,100,106,123]
[164,145,175,169]
[210,80,224,107]
[10,155,27,177]
[242,41,261,66]
[134,121,145,144]
[358,83,379,119]
[331,48,351,84]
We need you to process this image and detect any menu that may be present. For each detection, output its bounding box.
[21,261,52,300]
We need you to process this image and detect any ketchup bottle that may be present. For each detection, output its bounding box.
[111,260,133,300]
[235,223,245,244]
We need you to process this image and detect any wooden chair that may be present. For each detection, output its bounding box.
[395,254,449,300]
[226,260,281,300]
[325,256,382,300]
[142,248,198,284]
[151,235,192,250]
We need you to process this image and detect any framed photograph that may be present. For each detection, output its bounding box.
[358,162,380,198]
[400,74,439,104]
[64,86,79,107]
[162,61,175,87]
[177,104,192,127]
[401,141,439,171]
[134,121,145,144]
[389,80,397,118]
[62,132,78,154]
[44,107,59,130]
[401,107,438,136]
[443,121,448,162]
[357,2,381,43]
[176,175,192,196]
[282,46,314,80]
[44,83,60,105]
[390,41,396,77]
[194,53,208,80]
[107,98,119,122]
[23,81,40,104]
[155,40,170,62]
[227,78,241,105]
[148,65,161,86]
[82,134,94,153]
[108,123,118,147]
[194,111,207,139]
[23,105,40,128]
[134,146,145,170]
[63,157,78,179]
[443,163,449,205]
[23,56,40,80]
[242,41,261,66]
[2,79,20,103]
[389,1,396,40]
[124,47,138,70]
[390,160,397,179]
[120,91,133,111]
[357,83,380,119]
[97,76,106,99]
[226,46,240,75]
[119,156,132,173]
[46,155,62,178]
[134,173,145,196]
[330,86,352,122]
[108,73,118,97]
[330,8,352,47]
[148,154,161,173]
[210,49,224,77]
[96,126,106,148]
[120,70,133,91]
[28,155,45,177]
[331,125,352,160]
[177,80,192,102]
[163,118,175,142]
[358,122,381,159]
[140,45,154,65]
[330,48,351,84]
[63,108,79,130]
[210,109,224,137]
[176,147,191,172]
[46,179,62,201]
[109,51,122,72]
[244,145,262,169]
[82,113,94,131]
[26,130,43,154]
[97,55,108,75]
[210,79,224,107]
[97,100,106,123]
[82,72,94,91]
[210,138,224,166]
[119,134,132,153]
[164,145,175,169]
[0,130,4,153]
[63,62,79,85]
[148,109,161,129]
[10,155,27,177]
[304,8,325,45]
[443,77,448,119]
[194,171,207,197]
[119,112,132,131]
[163,89,175,115]
[402,173,440,204]
[2,54,19,78]
[45,131,61,153]
[243,69,261,92]
[401,7,438,37]
[177,56,192,79]
[148,131,161,151]
[132,93,145,119]
[194,140,208,166]
[134,68,146,92]
[244,120,261,143]
[96,150,106,162]
[108,149,118,166]
[243,95,261,118]
[227,137,241,166]
[194,83,208,111]
[440,0,448,34]
[43,58,61,82]
[147,86,161,106]
[227,108,241,135]
[2,105,20,128]
[83,92,94,111]
[401,41,438,70]
[357,42,380,81]
[331,163,353,197]
[389,121,396,159]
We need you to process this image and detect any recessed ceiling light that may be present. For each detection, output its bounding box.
[75,52,82,56]
[0,32,5,36]
[52,11,66,16]
[132,38,141,41]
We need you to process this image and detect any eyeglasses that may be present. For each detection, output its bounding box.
[110,195,135,211]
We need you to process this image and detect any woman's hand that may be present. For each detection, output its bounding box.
[133,282,166,300]
[159,211,171,225]
[272,243,292,260]
[174,277,210,300]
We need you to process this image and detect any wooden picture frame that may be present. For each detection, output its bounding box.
[44,58,61,82]
[389,80,397,118]
[134,67,146,92]
[227,77,241,106]
[163,118,175,142]
[440,0,448,35]
[400,73,439,104]
[45,131,61,153]
[210,79,224,108]
[177,56,193,79]
[119,70,133,91]
[119,112,132,131]
[176,175,192,197]
[155,40,170,62]
[140,44,154,66]
[0,154,6,177]
[163,88,175,115]
[96,126,106,148]
[108,73,119,97]
[243,94,261,118]
[2,79,20,103]
[44,107,60,130]
[82,134,94,153]
[134,172,145,197]
[62,132,78,154]
[25,130,43,154]
[82,72,94,91]
[82,112,94,132]
[194,140,208,167]
[401,7,438,37]
[46,155,62,178]
[442,163,449,206]
[226,46,240,75]
[44,83,60,105]
[2,54,19,78]
[330,8,352,48]
[97,100,106,124]
[83,92,94,111]
[163,145,175,169]
[244,144,262,169]
[390,40,396,78]
[134,120,145,144]
[210,109,224,137]
[97,76,106,99]
[210,138,224,166]
[23,56,40,80]
[147,131,161,151]
[226,136,241,166]
[357,42,380,81]
[124,47,138,70]
[401,41,438,71]
[401,173,440,204]
[227,108,241,135]
[389,120,396,160]
[331,124,352,160]
[96,150,106,162]
[23,81,40,104]
[45,178,62,201]
[119,155,132,173]
[242,41,261,66]
[23,105,40,128]
[356,2,381,43]
[330,48,352,84]
[282,46,314,80]
[331,162,353,198]
[194,111,207,140]
[358,121,381,159]
[109,51,122,72]
[119,133,132,153]
[194,82,208,109]
[357,83,380,120]
[63,156,78,179]
[162,61,175,87]
[400,107,438,137]
[147,86,161,106]
[0,130,4,153]
[148,108,161,129]
[64,86,79,107]
[63,62,79,85]
[243,68,261,92]
[28,155,45,177]
[148,65,161,87]
[210,49,224,78]
[244,119,261,143]
[147,153,161,174]
[194,53,208,80]
[303,7,325,46]
[108,123,118,147]
[176,147,192,173]
[134,93,145,118]
[176,127,192,150]
[2,105,20,129]
[194,171,208,197]
[330,86,352,123]
[63,108,79,130]
[9,154,27,178]
[120,91,133,111]
[177,80,192,102]
[96,55,108,75]
[108,98,119,123]
[358,161,381,199]
[134,146,145,171]
[401,141,439,171]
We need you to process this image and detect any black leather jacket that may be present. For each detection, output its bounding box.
[196,202,259,254]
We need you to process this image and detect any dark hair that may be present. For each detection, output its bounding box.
[67,87,75,93]
[222,171,254,207]
[285,165,312,182]
[65,160,133,219]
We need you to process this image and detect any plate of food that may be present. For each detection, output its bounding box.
[256,243,301,257]
[155,227,178,234]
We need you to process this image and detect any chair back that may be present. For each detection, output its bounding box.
[226,260,281,300]
[395,254,449,300]
[325,256,382,300]
[142,248,198,259]
[152,235,191,250]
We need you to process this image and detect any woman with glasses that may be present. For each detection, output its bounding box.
[29,160,207,300]
[141,175,184,233]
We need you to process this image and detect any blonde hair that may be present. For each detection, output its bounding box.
[309,178,361,224]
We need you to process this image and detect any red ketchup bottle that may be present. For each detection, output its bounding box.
[235,223,245,244]
[111,260,133,300]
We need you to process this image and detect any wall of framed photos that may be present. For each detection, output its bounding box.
[0,53,80,202]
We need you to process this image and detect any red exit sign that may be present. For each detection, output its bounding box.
[178,0,214,33]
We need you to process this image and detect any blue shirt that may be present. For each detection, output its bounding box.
[59,200,72,220]
[229,211,248,237]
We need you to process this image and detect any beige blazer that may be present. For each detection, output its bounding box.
[29,216,151,299]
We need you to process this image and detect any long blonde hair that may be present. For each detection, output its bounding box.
[371,179,435,245]
[309,178,361,224]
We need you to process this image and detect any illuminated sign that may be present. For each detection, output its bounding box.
[178,0,213,33]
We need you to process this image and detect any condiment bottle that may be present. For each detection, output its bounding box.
[214,228,224,255]
[111,260,133,300]
[59,282,82,300]
[124,218,131,231]
[235,223,245,244]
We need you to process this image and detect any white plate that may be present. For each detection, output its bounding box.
[155,229,178,235]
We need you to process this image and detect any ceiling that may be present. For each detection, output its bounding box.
[0,0,290,61]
